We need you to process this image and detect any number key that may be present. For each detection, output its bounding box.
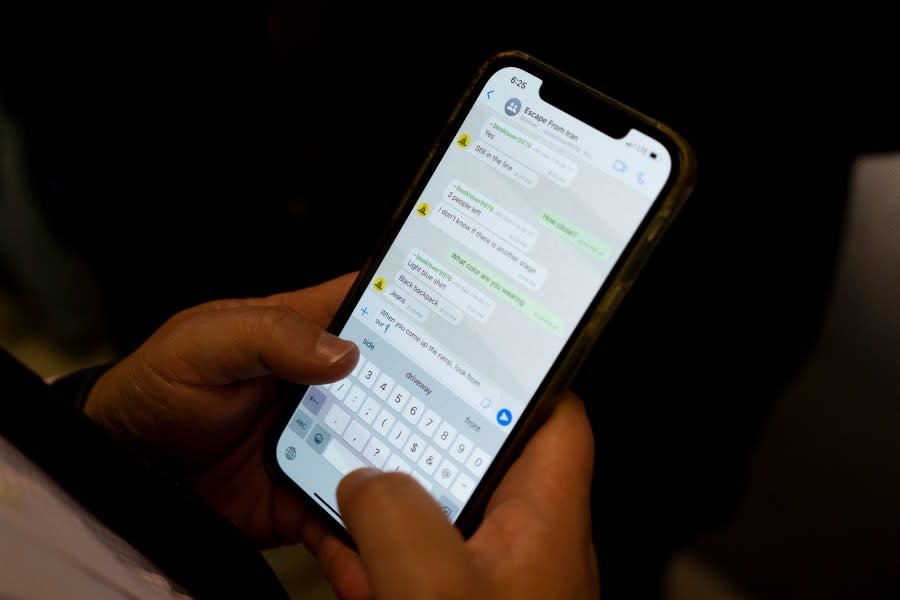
[387,384,410,412]
[358,361,380,388]
[450,433,473,463]
[402,396,425,424]
[418,408,441,437]
[466,447,490,477]
[373,372,395,400]
[433,422,457,450]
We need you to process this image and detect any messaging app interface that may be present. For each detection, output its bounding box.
[278,67,672,525]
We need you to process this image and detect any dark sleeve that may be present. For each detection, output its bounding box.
[1,349,287,600]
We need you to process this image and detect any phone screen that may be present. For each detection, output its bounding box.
[275,63,674,527]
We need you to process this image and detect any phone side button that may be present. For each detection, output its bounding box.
[323,438,366,476]
[598,284,624,313]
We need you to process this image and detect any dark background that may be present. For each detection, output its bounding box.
[1,3,897,597]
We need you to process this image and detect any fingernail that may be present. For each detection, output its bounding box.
[316,333,356,364]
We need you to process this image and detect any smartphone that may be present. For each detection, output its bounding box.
[267,51,695,538]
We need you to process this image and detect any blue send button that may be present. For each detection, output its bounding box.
[496,408,512,427]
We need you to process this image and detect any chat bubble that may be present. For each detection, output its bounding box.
[469,140,538,188]
[384,284,428,322]
[431,203,547,291]
[481,119,578,186]
[448,248,563,335]
[405,248,494,323]
[538,209,611,261]
[359,300,520,428]
[443,179,538,252]
[394,271,463,325]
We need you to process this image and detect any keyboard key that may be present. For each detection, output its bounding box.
[386,384,411,412]
[330,378,352,401]
[358,396,380,424]
[418,446,442,475]
[324,404,351,435]
[449,433,474,464]
[450,471,475,503]
[306,424,331,454]
[323,439,365,475]
[387,421,411,449]
[435,458,458,489]
[466,447,490,477]
[363,437,390,468]
[373,372,395,400]
[403,434,426,462]
[289,410,313,440]
[433,422,457,450]
[402,396,425,425]
[342,420,371,452]
[373,410,396,437]
[384,454,411,474]
[358,361,380,388]
[418,408,441,437]
[436,495,459,521]
[344,384,366,412]
[411,470,433,492]
[302,388,326,416]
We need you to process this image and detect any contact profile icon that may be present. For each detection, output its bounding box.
[504,98,521,116]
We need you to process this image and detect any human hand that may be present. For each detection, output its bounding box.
[84,273,361,548]
[314,391,599,600]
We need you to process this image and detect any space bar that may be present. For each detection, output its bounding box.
[323,439,366,475]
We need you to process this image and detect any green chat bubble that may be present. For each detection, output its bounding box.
[538,209,610,261]
[447,248,563,335]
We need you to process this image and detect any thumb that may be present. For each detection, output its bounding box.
[144,304,359,386]
[337,469,471,599]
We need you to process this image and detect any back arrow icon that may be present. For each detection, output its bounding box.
[487,89,494,99]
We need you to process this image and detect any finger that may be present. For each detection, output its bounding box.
[174,272,358,327]
[266,272,359,327]
[147,304,358,386]
[298,512,371,600]
[337,469,470,598]
[314,533,371,600]
[483,391,594,523]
